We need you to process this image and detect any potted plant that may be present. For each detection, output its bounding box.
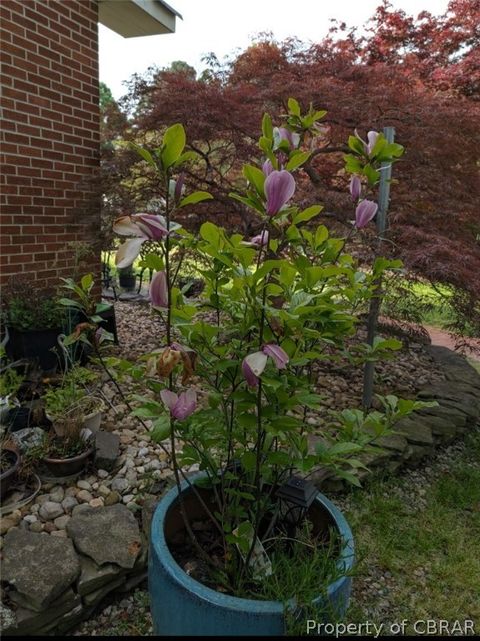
[33,417,94,478]
[0,438,21,500]
[1,281,66,372]
[68,108,417,635]
[43,365,105,436]
[118,264,136,291]
[0,353,31,432]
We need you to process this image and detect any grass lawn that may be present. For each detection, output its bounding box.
[343,426,480,635]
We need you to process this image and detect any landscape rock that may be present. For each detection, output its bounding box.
[95,430,120,471]
[111,477,129,493]
[104,490,121,505]
[396,419,434,446]
[77,554,126,596]
[54,514,71,530]
[66,504,142,569]
[4,590,81,636]
[2,530,80,611]
[62,496,79,512]
[83,576,126,607]
[39,501,64,521]
[77,489,93,503]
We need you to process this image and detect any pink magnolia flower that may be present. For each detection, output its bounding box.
[242,344,289,387]
[160,388,197,421]
[366,130,380,155]
[244,230,269,248]
[274,127,301,150]
[150,270,168,308]
[262,159,274,176]
[114,213,169,268]
[262,344,289,369]
[264,170,296,217]
[349,176,362,202]
[355,200,378,229]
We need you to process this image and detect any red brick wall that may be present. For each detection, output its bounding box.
[0,0,100,291]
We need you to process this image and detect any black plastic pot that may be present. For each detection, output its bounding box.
[1,406,32,432]
[118,273,136,291]
[0,448,21,500]
[5,326,63,372]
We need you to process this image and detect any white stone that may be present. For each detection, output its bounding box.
[98,485,110,498]
[50,529,68,538]
[72,504,92,517]
[138,447,149,457]
[77,480,92,491]
[111,477,129,493]
[23,515,37,524]
[122,494,134,504]
[61,496,79,512]
[97,469,109,479]
[54,514,71,530]
[77,490,93,503]
[39,502,64,521]
[49,486,65,503]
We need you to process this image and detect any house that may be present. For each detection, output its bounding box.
[0,0,180,290]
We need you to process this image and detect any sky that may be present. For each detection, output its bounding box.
[99,0,450,100]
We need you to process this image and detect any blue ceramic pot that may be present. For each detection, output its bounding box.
[149,475,354,636]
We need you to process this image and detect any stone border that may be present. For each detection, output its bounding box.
[321,346,480,492]
[1,504,149,636]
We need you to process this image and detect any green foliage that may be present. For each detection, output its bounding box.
[4,296,65,331]
[0,367,24,401]
[43,366,100,419]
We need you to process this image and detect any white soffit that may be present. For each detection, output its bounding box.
[98,0,181,38]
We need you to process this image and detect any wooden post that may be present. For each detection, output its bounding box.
[362,126,395,409]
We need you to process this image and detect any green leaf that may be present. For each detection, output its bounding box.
[261,113,273,140]
[314,225,329,247]
[150,416,171,442]
[348,136,365,155]
[130,143,157,169]
[288,97,301,116]
[344,154,364,174]
[294,205,323,224]
[179,191,213,207]
[81,273,93,291]
[95,302,112,314]
[200,221,221,247]
[139,253,164,272]
[363,163,380,186]
[328,442,364,456]
[58,298,82,309]
[286,150,311,172]
[243,164,266,196]
[161,123,186,170]
[174,150,198,166]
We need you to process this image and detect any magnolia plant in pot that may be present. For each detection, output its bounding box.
[68,103,427,636]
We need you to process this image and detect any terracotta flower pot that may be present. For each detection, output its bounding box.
[41,446,94,478]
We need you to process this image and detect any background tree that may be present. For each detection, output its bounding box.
[105,1,480,335]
